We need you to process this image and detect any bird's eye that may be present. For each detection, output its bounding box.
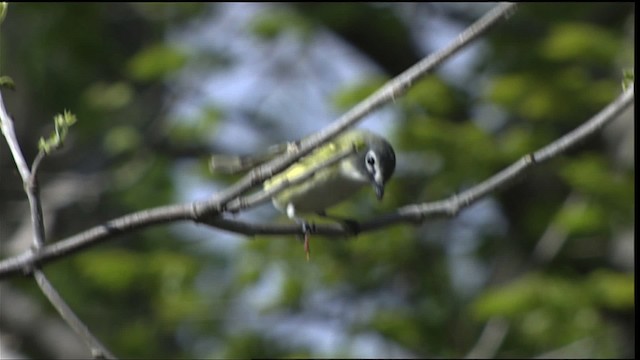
[365,151,378,176]
[366,154,375,166]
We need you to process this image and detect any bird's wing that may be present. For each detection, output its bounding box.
[210,130,367,175]
[263,130,367,188]
[209,141,299,174]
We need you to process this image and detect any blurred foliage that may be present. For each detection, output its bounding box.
[472,270,633,356]
[249,8,313,41]
[332,76,389,111]
[0,2,634,359]
[622,68,634,90]
[127,44,188,82]
[0,2,6,24]
[0,74,14,90]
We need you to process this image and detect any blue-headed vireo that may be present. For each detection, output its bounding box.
[210,129,396,258]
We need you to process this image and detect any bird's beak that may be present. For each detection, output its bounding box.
[373,181,385,200]
[371,170,385,200]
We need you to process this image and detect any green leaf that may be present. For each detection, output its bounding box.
[84,81,133,110]
[127,44,187,81]
[472,276,539,319]
[472,272,623,352]
[472,274,591,320]
[332,76,387,110]
[404,76,459,117]
[277,278,303,309]
[38,110,77,154]
[103,125,141,156]
[117,320,157,355]
[541,23,619,65]
[249,9,312,40]
[555,199,607,235]
[371,310,424,350]
[487,74,529,109]
[498,127,538,159]
[588,270,634,310]
[153,286,203,325]
[0,75,15,90]
[622,68,634,91]
[559,154,633,212]
[0,2,7,24]
[75,249,141,292]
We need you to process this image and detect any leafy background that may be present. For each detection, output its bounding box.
[0,3,634,358]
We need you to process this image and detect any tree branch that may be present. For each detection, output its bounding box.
[0,92,117,359]
[208,85,634,236]
[195,2,519,214]
[0,85,632,278]
[32,270,116,359]
[0,2,519,277]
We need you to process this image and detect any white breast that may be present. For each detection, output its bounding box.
[273,163,369,214]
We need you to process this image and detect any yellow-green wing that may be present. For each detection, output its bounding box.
[211,130,368,176]
[263,130,368,190]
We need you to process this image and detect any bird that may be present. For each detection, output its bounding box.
[210,129,396,259]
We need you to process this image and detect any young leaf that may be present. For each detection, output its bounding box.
[38,110,78,154]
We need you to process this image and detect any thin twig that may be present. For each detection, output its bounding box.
[0,92,31,180]
[464,318,510,359]
[532,192,579,262]
[33,270,116,359]
[27,151,47,248]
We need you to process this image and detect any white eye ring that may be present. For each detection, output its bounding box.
[365,150,377,171]
[366,155,375,166]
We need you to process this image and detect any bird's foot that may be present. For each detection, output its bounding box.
[300,221,315,261]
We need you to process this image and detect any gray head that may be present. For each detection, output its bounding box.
[354,135,396,200]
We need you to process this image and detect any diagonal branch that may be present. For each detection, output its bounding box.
[198,85,636,237]
[213,84,635,235]
[33,270,117,359]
